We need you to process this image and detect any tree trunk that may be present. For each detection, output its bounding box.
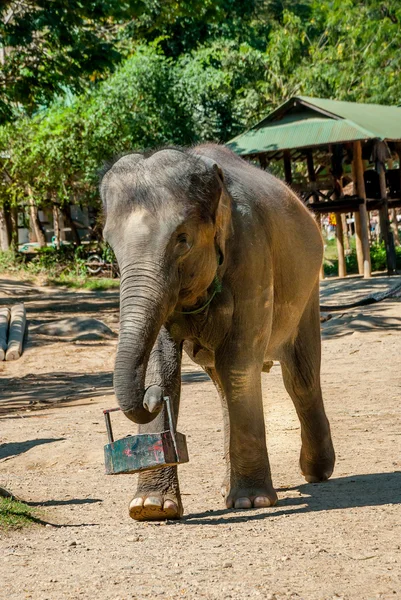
[10,206,18,252]
[53,205,61,249]
[27,188,46,247]
[0,206,10,250]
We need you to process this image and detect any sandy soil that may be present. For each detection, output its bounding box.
[0,274,400,600]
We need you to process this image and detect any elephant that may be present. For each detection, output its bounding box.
[100,144,335,521]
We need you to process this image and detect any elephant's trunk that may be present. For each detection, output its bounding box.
[114,262,170,424]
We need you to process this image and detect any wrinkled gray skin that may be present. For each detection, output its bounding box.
[101,144,335,521]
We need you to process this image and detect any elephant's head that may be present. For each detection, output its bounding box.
[100,148,231,424]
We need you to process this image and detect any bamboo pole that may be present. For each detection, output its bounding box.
[0,307,10,361]
[6,304,26,361]
[352,141,371,278]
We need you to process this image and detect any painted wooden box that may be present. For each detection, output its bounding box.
[103,399,189,475]
[104,430,189,475]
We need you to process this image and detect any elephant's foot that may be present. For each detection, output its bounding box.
[300,438,335,483]
[128,467,183,521]
[129,493,182,521]
[225,478,278,510]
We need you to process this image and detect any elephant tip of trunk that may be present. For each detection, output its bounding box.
[121,385,164,424]
[123,406,158,425]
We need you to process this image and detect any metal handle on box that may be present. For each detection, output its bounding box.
[164,396,179,460]
[103,407,121,444]
[103,399,177,455]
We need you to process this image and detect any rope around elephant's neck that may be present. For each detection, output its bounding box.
[176,273,223,316]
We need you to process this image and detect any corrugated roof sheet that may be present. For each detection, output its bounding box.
[298,96,401,140]
[227,96,401,156]
[227,118,369,156]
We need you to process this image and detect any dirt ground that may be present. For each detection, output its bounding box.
[0,273,400,600]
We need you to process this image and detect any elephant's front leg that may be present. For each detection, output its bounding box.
[128,327,183,521]
[215,348,278,510]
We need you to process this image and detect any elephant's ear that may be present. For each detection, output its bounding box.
[199,157,232,263]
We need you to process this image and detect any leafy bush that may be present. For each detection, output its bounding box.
[324,243,401,276]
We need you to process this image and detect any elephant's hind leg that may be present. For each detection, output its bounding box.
[204,367,230,498]
[280,288,335,483]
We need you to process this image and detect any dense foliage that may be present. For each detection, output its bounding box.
[1,0,400,234]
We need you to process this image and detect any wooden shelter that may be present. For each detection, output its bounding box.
[227,96,401,278]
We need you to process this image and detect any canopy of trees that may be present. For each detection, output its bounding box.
[1,0,400,247]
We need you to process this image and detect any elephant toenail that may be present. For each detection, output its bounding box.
[163,500,177,511]
[253,496,272,508]
[144,496,162,508]
[129,497,144,509]
[234,497,252,509]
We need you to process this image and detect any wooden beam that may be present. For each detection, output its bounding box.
[352,141,371,278]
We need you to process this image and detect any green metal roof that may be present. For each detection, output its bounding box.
[227,96,401,156]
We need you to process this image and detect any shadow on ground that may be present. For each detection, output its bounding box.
[27,497,102,507]
[0,371,113,415]
[0,438,65,460]
[182,371,210,384]
[184,471,401,525]
[322,302,401,339]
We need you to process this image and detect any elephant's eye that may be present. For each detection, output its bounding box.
[176,233,191,255]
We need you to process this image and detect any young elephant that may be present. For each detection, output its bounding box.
[100,144,335,521]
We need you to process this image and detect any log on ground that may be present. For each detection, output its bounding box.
[0,306,10,361]
[5,303,27,361]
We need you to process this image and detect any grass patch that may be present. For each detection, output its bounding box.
[0,247,120,291]
[47,275,120,290]
[0,497,40,530]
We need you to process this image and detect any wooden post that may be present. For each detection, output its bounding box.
[353,211,364,274]
[5,304,26,361]
[352,141,371,278]
[331,145,346,278]
[377,158,396,274]
[342,214,351,251]
[305,150,324,278]
[259,154,267,170]
[335,213,346,278]
[0,307,10,361]
[283,151,292,184]
[0,206,10,250]
[306,150,319,202]
[390,209,400,247]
